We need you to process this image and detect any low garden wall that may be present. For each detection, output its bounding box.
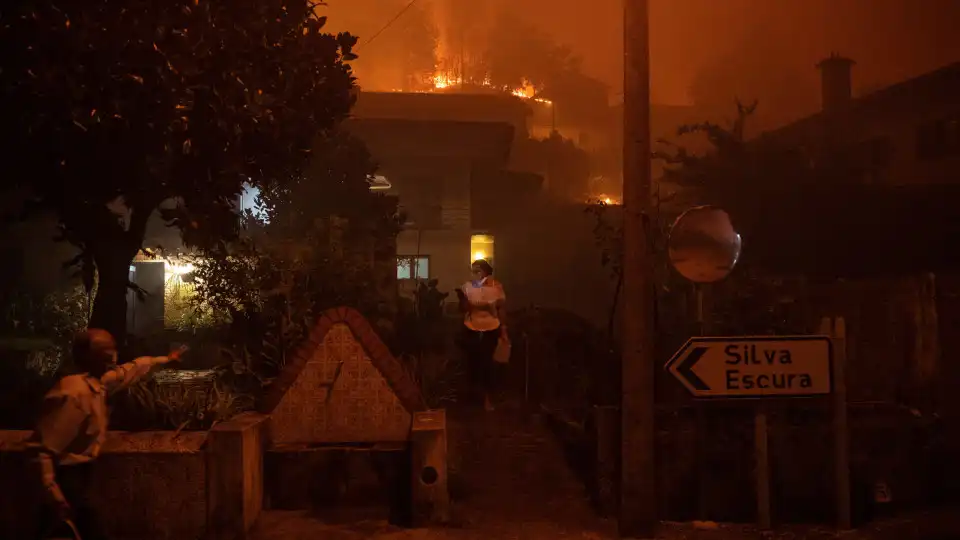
[0,412,268,540]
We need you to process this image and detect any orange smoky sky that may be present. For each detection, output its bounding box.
[321,0,959,117]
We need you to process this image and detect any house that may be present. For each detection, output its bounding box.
[759,56,960,186]
[346,92,535,305]
[731,57,960,277]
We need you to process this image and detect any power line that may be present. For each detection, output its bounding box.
[361,0,419,49]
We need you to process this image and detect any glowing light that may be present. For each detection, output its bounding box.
[418,72,552,105]
[432,73,458,89]
[470,234,495,265]
[239,182,268,222]
[510,80,553,105]
[369,174,392,191]
[165,262,195,276]
[593,194,621,206]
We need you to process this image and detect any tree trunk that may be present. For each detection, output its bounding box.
[88,249,134,354]
[84,203,153,358]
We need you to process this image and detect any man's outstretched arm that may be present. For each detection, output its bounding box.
[101,347,186,393]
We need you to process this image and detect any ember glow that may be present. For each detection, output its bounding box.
[424,72,552,105]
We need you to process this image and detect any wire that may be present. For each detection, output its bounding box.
[360,0,419,49]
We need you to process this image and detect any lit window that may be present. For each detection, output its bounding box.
[470,234,495,265]
[397,256,429,280]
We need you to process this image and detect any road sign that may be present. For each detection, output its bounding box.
[665,336,833,398]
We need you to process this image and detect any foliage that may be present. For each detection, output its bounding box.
[1,285,91,353]
[483,8,607,111]
[511,307,619,413]
[513,132,592,201]
[163,264,223,331]
[191,127,402,388]
[402,350,461,409]
[0,0,360,344]
[584,193,672,338]
[0,341,62,429]
[583,202,623,337]
[687,24,818,132]
[112,368,255,431]
[585,101,824,340]
[653,100,820,236]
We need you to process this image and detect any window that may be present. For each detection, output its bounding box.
[397,256,430,280]
[856,136,894,184]
[916,117,959,161]
[470,234,495,265]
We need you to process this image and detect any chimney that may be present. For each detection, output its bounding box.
[816,53,856,112]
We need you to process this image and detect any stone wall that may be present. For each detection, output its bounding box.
[0,430,207,540]
[0,412,268,540]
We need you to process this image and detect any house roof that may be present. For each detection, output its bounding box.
[760,61,960,143]
[260,307,427,415]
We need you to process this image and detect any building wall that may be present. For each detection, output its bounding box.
[376,158,474,301]
[352,91,531,139]
[397,229,471,300]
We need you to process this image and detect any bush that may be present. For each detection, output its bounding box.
[111,365,259,431]
[0,340,62,428]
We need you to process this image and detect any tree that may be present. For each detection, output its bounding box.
[483,10,608,129]
[687,23,819,133]
[192,128,402,378]
[653,100,816,236]
[484,11,573,92]
[392,3,439,91]
[513,132,592,202]
[0,0,359,347]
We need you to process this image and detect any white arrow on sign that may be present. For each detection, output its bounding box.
[665,336,833,398]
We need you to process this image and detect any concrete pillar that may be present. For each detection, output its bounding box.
[410,409,450,525]
[206,412,270,539]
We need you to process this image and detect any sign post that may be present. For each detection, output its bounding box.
[666,334,834,529]
[821,317,851,530]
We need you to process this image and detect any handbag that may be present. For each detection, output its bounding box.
[493,334,511,364]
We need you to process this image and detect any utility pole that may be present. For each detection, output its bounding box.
[620,0,657,537]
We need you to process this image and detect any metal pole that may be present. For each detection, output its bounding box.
[620,0,657,536]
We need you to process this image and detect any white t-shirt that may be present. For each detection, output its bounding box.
[462,278,505,332]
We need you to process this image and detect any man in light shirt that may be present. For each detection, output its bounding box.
[458,259,508,411]
[29,329,185,540]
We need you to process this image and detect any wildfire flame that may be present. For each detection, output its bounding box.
[424,72,552,105]
[431,73,456,90]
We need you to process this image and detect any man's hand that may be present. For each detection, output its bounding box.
[165,345,189,364]
[499,326,510,343]
[54,498,73,522]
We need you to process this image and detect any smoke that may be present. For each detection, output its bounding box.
[320,0,960,117]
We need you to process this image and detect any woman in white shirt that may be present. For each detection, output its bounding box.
[458,259,508,411]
